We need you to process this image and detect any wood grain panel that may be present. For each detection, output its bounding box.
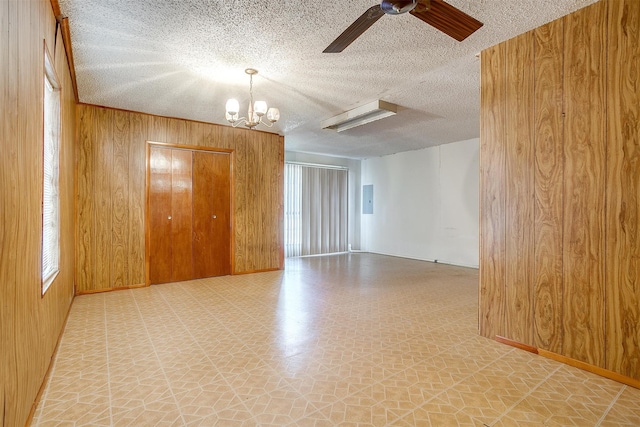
[233,130,248,272]
[562,0,607,367]
[270,136,283,267]
[2,1,76,424]
[219,124,234,149]
[248,134,261,271]
[0,0,7,422]
[606,0,640,380]
[6,1,33,422]
[149,146,173,284]
[479,0,640,385]
[129,111,146,285]
[201,122,215,148]
[76,106,284,288]
[94,107,113,289]
[504,32,535,345]
[533,19,565,353]
[170,149,194,282]
[167,117,187,146]
[111,109,130,288]
[278,135,285,269]
[3,1,20,420]
[148,114,168,143]
[247,131,259,270]
[191,122,206,147]
[479,43,507,339]
[76,105,95,291]
[266,136,276,265]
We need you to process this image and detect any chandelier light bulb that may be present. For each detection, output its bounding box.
[225,98,239,115]
[266,108,280,123]
[254,101,268,116]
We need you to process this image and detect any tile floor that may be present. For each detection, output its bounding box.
[32,253,640,426]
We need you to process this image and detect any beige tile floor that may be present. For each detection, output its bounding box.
[32,253,640,426]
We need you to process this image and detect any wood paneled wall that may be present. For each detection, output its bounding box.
[606,0,640,380]
[76,105,284,292]
[0,1,77,425]
[480,0,640,382]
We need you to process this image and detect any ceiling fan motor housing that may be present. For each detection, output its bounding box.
[380,0,418,15]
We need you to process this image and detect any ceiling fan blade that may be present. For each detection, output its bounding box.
[410,0,483,42]
[323,5,386,53]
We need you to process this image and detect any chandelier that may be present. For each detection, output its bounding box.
[225,68,280,129]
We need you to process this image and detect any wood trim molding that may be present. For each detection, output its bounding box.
[59,18,79,103]
[232,267,282,275]
[78,102,282,137]
[50,0,79,102]
[50,0,61,17]
[495,336,640,390]
[145,142,151,286]
[278,135,285,270]
[229,150,236,275]
[147,140,234,154]
[495,335,538,354]
[76,283,147,296]
[537,349,640,390]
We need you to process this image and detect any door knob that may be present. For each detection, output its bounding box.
[167,216,172,220]
[212,215,217,219]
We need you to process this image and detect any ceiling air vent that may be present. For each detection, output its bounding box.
[321,100,398,132]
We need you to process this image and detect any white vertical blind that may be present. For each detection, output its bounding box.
[284,164,302,257]
[42,49,61,294]
[284,163,348,258]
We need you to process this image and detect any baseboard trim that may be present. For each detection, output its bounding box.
[364,251,479,269]
[495,336,640,390]
[75,283,147,296]
[233,267,282,275]
[495,335,538,354]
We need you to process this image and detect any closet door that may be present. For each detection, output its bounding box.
[149,146,173,284]
[149,145,232,285]
[170,149,194,282]
[149,147,194,284]
[192,151,231,278]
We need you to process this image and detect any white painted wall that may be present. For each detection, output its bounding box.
[285,151,362,250]
[360,138,479,268]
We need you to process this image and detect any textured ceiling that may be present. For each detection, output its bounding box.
[59,0,598,159]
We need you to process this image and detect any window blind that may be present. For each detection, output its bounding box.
[284,163,348,258]
[42,51,61,294]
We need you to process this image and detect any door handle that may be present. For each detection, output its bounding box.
[168,216,172,220]
[212,215,217,219]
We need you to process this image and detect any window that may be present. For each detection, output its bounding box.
[284,163,348,257]
[42,44,61,294]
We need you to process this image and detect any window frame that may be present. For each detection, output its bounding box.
[41,42,61,295]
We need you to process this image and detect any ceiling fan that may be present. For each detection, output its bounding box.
[323,0,483,53]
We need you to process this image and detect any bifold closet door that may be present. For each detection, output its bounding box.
[169,149,194,282]
[149,147,194,284]
[149,146,173,284]
[149,146,231,285]
[192,151,231,278]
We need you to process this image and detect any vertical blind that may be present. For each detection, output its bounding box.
[284,163,348,257]
[42,55,61,293]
